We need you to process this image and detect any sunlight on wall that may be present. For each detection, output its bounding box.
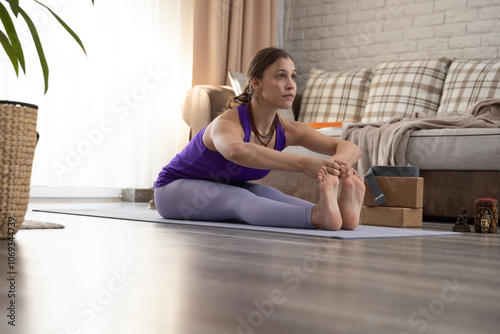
[0,0,192,189]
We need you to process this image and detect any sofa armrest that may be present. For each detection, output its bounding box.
[181,85,236,138]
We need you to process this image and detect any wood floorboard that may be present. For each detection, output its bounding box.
[0,202,499,334]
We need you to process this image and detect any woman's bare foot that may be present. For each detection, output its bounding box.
[338,168,365,230]
[311,167,342,230]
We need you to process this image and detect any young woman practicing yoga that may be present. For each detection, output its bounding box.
[154,47,365,230]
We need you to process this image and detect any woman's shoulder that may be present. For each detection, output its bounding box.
[204,106,245,150]
[282,118,317,145]
[218,106,240,119]
[282,118,308,133]
[208,107,242,132]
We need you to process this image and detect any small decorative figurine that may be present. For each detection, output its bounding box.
[453,207,471,232]
[480,213,491,234]
[474,198,498,234]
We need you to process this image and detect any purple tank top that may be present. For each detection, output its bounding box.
[154,104,286,187]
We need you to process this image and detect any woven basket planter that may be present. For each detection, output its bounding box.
[1,101,38,239]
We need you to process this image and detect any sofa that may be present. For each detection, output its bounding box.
[181,58,500,220]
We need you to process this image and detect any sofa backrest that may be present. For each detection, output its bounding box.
[299,58,500,124]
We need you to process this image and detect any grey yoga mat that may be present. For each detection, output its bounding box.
[34,207,460,239]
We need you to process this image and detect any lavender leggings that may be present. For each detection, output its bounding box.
[154,179,315,229]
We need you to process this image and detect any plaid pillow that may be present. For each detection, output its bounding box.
[437,60,500,114]
[299,68,372,123]
[362,58,452,122]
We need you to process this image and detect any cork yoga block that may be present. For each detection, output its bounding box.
[364,177,424,209]
[361,206,423,228]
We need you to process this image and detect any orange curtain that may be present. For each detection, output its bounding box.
[192,0,278,86]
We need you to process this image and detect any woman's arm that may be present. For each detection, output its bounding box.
[285,120,362,168]
[205,114,341,178]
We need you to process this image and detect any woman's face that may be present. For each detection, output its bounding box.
[253,57,297,110]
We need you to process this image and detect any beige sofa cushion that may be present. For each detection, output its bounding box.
[181,85,235,138]
[437,60,500,114]
[299,68,372,123]
[362,58,452,122]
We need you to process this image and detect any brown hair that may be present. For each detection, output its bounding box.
[225,47,294,110]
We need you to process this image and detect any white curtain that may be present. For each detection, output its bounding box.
[0,0,192,190]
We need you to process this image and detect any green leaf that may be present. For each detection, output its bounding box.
[8,0,19,17]
[0,2,26,73]
[6,0,49,93]
[35,0,87,55]
[0,30,19,75]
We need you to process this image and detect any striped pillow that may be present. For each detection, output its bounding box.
[299,68,372,123]
[437,60,500,114]
[362,58,452,122]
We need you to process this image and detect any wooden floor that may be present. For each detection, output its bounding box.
[1,201,500,334]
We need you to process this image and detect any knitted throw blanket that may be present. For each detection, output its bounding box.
[341,98,500,176]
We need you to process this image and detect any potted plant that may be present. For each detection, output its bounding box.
[0,0,93,239]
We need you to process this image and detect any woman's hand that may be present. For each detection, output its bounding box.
[302,157,341,178]
[331,159,352,178]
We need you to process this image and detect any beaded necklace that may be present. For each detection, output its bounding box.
[247,102,277,147]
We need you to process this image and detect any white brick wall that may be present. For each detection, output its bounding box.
[283,0,500,92]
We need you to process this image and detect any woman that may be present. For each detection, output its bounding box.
[154,47,365,230]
